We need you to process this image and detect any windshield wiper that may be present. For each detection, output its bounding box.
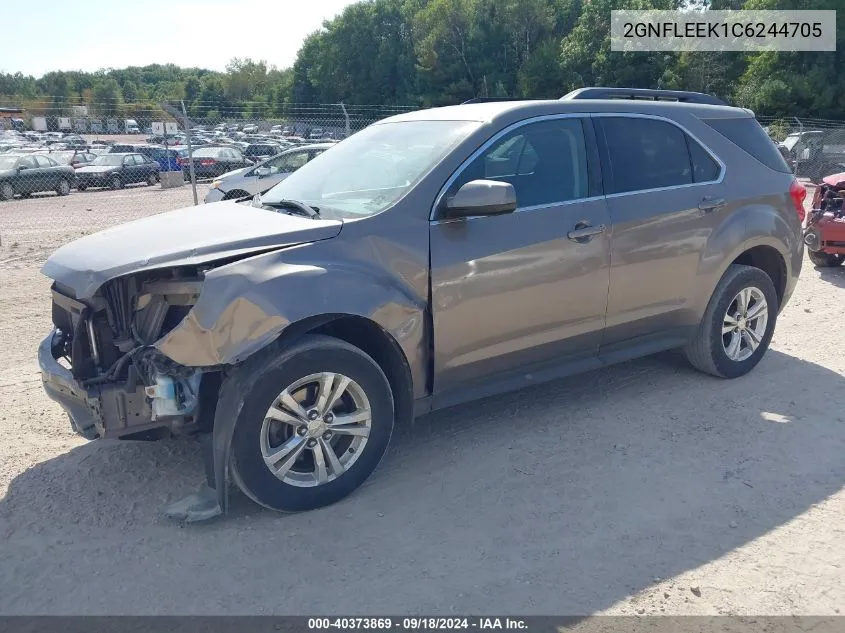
[256,196,320,218]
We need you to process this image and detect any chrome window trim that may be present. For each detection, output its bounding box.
[429,111,727,222]
[590,112,726,198]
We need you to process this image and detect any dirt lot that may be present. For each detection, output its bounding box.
[0,185,843,615]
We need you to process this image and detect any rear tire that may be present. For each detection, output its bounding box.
[808,251,844,267]
[230,335,395,513]
[146,173,158,186]
[56,178,71,196]
[685,264,778,379]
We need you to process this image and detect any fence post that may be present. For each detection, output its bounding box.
[181,100,198,206]
[339,103,350,138]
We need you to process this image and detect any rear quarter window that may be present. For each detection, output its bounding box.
[703,117,792,173]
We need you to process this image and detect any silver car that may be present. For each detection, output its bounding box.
[204,143,333,203]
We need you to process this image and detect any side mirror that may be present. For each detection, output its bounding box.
[442,179,517,219]
[255,166,271,178]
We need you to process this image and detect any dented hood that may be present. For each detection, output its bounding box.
[42,200,342,299]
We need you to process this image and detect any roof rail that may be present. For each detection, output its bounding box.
[561,87,727,107]
[461,97,530,104]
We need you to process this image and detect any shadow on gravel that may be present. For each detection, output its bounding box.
[1,350,844,614]
[815,264,845,289]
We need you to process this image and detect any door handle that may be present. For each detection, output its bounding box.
[699,197,727,212]
[567,222,607,243]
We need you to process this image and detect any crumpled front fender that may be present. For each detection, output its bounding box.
[155,236,429,519]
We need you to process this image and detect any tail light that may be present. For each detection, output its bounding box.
[789,179,807,224]
[199,159,217,166]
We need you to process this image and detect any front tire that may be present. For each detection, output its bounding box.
[146,172,158,186]
[0,181,14,201]
[222,189,250,200]
[110,174,122,190]
[685,264,778,378]
[56,178,71,196]
[808,251,844,267]
[230,335,395,513]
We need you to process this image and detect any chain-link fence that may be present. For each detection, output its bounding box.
[3,96,845,212]
[0,99,418,207]
[758,116,845,181]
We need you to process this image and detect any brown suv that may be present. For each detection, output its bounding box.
[39,88,805,521]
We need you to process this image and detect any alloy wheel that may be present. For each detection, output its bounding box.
[259,372,372,487]
[722,286,768,362]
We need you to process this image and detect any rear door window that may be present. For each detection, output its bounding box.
[687,137,720,183]
[596,117,693,194]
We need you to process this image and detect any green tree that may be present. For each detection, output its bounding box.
[92,77,122,115]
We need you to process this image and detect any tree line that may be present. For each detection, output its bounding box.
[1,0,843,122]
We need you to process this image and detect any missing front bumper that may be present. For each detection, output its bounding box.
[38,329,163,440]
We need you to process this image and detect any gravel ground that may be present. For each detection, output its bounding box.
[0,185,843,615]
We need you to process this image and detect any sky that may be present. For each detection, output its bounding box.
[0,0,362,78]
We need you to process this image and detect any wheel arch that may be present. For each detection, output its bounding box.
[693,203,800,319]
[729,245,787,307]
[275,313,415,429]
[222,189,250,200]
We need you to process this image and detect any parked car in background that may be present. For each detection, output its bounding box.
[308,127,324,140]
[40,150,97,169]
[0,153,76,200]
[74,153,160,190]
[124,119,141,134]
[56,135,89,150]
[203,143,332,203]
[180,145,252,178]
[108,143,138,154]
[242,124,258,134]
[146,134,182,146]
[242,143,282,162]
[149,147,184,172]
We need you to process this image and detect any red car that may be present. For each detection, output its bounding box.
[805,172,845,267]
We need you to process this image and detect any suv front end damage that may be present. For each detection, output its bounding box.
[39,270,210,441]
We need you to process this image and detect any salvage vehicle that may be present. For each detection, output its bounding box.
[75,153,160,190]
[0,153,76,200]
[39,88,805,521]
[804,171,845,267]
[782,130,845,180]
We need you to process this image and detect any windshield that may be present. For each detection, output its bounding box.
[0,156,18,170]
[782,135,800,150]
[260,120,479,218]
[92,155,125,166]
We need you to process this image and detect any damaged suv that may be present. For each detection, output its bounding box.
[39,88,805,521]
